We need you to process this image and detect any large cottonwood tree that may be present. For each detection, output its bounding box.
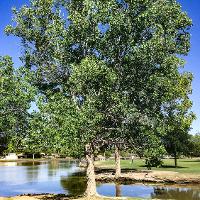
[6,0,193,196]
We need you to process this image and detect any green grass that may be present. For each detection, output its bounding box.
[95,158,200,174]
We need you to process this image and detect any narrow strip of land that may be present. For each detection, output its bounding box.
[0,195,141,200]
[95,158,200,184]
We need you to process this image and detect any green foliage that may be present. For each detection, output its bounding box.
[5,0,194,160]
[104,150,112,159]
[144,146,165,170]
[0,56,35,154]
[145,156,163,170]
[188,133,200,157]
[135,134,166,169]
[26,57,119,157]
[120,151,129,158]
[23,111,51,154]
[162,72,195,160]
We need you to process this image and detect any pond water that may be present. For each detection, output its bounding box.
[0,160,200,200]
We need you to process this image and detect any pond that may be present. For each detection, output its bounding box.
[0,160,200,200]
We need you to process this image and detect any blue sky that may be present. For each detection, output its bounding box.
[0,1,199,134]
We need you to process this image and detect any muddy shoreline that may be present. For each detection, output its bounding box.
[0,195,107,200]
[0,194,135,200]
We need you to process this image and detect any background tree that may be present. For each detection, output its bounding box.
[188,133,200,157]
[0,56,35,154]
[162,72,195,167]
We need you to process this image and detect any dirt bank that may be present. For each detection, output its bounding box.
[95,170,200,184]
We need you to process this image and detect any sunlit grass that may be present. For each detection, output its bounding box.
[95,158,200,174]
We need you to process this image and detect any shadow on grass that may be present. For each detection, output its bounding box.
[181,160,200,163]
[139,165,188,169]
[95,167,139,174]
[161,165,188,169]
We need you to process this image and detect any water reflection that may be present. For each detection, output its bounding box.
[0,162,17,166]
[115,184,121,197]
[0,160,200,200]
[48,159,59,177]
[25,163,40,183]
[96,183,200,200]
[0,161,47,166]
[152,186,200,200]
[60,172,86,196]
[0,160,79,197]
[59,173,200,200]
[17,161,45,166]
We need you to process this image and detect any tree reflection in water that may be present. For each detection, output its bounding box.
[48,160,73,177]
[60,172,87,196]
[115,183,122,197]
[25,162,40,183]
[151,186,200,200]
[48,159,59,177]
[60,169,200,200]
[60,172,123,197]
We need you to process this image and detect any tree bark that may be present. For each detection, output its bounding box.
[84,144,97,197]
[115,145,121,179]
[131,155,134,164]
[174,152,177,168]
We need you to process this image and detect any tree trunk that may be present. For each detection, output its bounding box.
[33,153,35,160]
[174,152,177,168]
[115,183,121,197]
[131,155,134,164]
[115,145,121,179]
[84,144,97,197]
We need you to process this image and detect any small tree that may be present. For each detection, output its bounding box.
[162,72,195,167]
[188,133,200,157]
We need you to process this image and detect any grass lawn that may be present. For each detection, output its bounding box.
[95,158,200,174]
